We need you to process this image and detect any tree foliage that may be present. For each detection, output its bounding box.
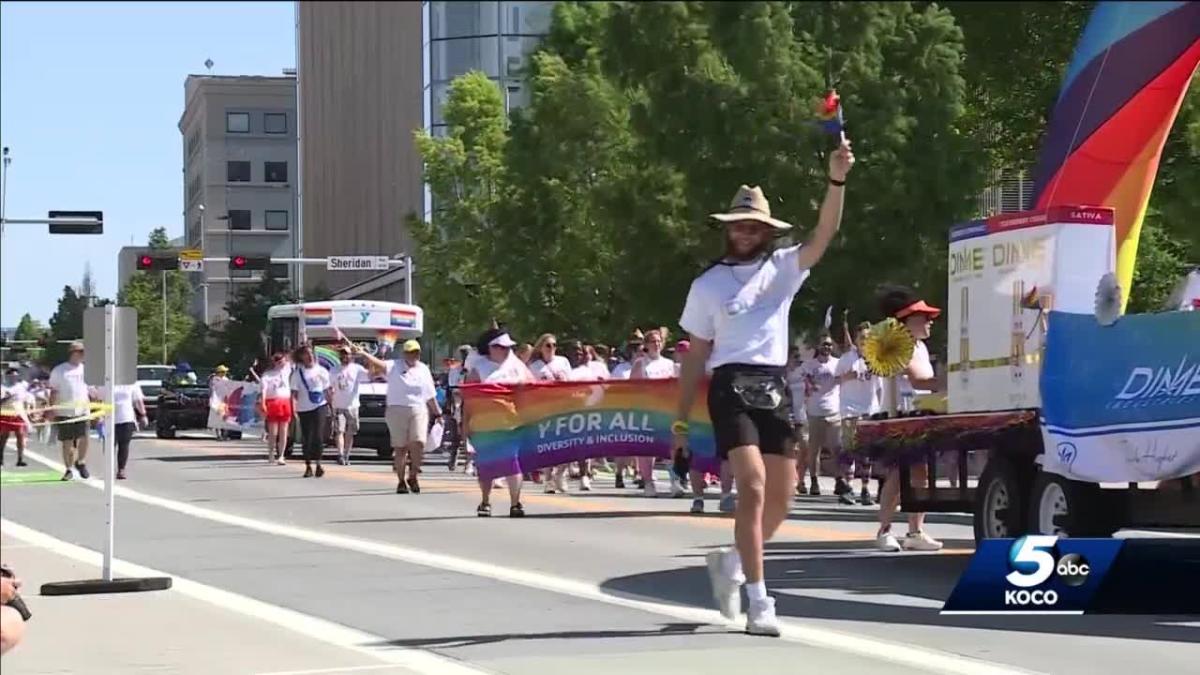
[118,229,194,364]
[13,313,46,342]
[216,274,293,375]
[46,285,87,364]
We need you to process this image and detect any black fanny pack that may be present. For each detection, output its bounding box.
[728,371,787,410]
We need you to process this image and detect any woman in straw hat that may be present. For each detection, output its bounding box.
[673,139,854,636]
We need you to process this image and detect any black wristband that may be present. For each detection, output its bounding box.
[829,177,846,187]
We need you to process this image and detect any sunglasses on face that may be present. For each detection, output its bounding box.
[543,343,557,350]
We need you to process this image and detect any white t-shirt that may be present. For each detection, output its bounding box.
[98,384,145,425]
[801,356,840,418]
[530,356,571,381]
[332,362,369,410]
[679,244,811,368]
[290,365,332,413]
[447,366,465,388]
[259,366,292,401]
[836,349,882,418]
[786,364,808,424]
[568,364,595,381]
[588,360,610,380]
[1,381,32,411]
[610,361,633,380]
[635,355,676,380]
[384,359,436,407]
[49,362,92,415]
[474,354,530,384]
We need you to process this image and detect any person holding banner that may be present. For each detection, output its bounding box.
[610,330,644,489]
[530,334,573,494]
[674,140,854,636]
[258,350,294,466]
[633,330,684,499]
[463,327,530,517]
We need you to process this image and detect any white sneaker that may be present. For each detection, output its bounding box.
[670,475,685,498]
[746,597,781,637]
[580,474,592,491]
[877,532,902,552]
[267,454,276,465]
[276,457,287,466]
[544,481,557,494]
[555,471,569,494]
[643,481,657,498]
[705,548,745,620]
[902,531,944,552]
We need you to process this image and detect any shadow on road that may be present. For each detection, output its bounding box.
[371,622,716,649]
[600,541,1197,644]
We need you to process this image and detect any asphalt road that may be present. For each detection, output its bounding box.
[1,432,1196,674]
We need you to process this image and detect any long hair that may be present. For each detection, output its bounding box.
[532,333,557,363]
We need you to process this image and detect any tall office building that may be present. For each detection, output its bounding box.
[297,1,554,302]
[179,74,299,326]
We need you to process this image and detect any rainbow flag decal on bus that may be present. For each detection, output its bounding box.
[390,309,418,328]
[462,379,719,482]
[304,307,333,326]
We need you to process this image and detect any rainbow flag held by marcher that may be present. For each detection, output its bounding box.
[462,380,720,482]
[816,89,844,136]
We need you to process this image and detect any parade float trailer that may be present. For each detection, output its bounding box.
[854,206,1199,542]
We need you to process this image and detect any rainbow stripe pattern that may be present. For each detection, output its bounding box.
[313,345,341,372]
[390,309,417,328]
[1031,2,1200,310]
[462,380,719,481]
[304,307,333,326]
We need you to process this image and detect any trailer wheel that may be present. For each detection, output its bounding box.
[974,457,1028,541]
[1027,472,1115,537]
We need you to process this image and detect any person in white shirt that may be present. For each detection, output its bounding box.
[258,350,294,466]
[1,368,33,467]
[874,287,944,553]
[355,339,440,493]
[290,345,334,478]
[609,331,643,489]
[801,335,842,499]
[563,340,601,491]
[632,330,682,499]
[835,321,882,506]
[530,333,574,493]
[96,383,147,480]
[464,328,530,517]
[48,342,96,481]
[585,345,610,380]
[673,141,854,636]
[786,345,812,495]
[331,346,371,466]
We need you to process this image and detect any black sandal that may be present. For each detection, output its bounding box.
[477,502,491,517]
[396,481,409,494]
[407,477,420,494]
[509,503,525,518]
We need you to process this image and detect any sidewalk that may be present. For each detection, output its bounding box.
[0,531,422,675]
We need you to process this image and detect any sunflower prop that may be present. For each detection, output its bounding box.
[862,318,916,377]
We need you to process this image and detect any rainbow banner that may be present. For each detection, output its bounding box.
[462,379,720,482]
[209,379,264,432]
[1031,2,1200,310]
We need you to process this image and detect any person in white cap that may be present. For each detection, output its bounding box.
[673,139,854,636]
[355,338,442,494]
[464,327,531,517]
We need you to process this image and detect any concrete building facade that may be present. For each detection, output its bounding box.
[178,74,298,326]
[296,1,554,303]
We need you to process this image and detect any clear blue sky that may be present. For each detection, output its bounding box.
[0,1,295,328]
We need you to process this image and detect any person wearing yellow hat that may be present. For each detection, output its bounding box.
[353,338,442,494]
[210,365,232,441]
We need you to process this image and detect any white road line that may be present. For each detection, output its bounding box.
[254,665,414,675]
[18,448,1035,675]
[0,519,489,675]
[776,587,946,609]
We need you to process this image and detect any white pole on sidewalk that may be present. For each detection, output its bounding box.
[103,304,116,581]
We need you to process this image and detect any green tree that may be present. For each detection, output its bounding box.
[118,229,194,363]
[13,313,46,341]
[46,285,87,364]
[217,273,294,375]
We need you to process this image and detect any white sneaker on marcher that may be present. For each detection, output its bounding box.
[877,531,902,552]
[580,474,592,491]
[670,475,685,498]
[276,457,287,466]
[902,531,944,551]
[746,597,781,637]
[643,481,657,498]
[544,481,557,494]
[705,548,745,620]
[555,471,569,494]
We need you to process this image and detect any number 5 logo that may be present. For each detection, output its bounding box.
[1005,535,1057,588]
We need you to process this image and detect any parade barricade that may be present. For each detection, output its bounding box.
[461,379,721,482]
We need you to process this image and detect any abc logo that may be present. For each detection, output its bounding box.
[1003,536,1091,606]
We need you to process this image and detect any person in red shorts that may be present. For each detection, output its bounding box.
[257,350,294,465]
[1,368,31,467]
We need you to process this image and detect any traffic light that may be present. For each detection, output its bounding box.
[48,210,104,235]
[229,255,271,270]
[136,254,180,271]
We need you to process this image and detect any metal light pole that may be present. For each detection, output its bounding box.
[161,270,168,363]
[197,204,209,326]
[1,147,11,242]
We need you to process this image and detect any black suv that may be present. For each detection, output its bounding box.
[155,377,242,440]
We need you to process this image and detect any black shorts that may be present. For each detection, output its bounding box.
[57,420,89,442]
[707,364,796,460]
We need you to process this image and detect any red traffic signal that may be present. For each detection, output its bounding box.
[229,255,270,270]
[136,254,180,271]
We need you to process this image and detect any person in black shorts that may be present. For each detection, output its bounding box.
[674,140,854,636]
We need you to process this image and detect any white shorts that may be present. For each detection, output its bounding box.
[385,405,428,448]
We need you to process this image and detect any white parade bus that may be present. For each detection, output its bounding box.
[267,300,424,458]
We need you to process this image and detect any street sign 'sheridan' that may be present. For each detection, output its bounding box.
[327,255,390,271]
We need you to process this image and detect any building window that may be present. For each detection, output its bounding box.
[431,36,500,82]
[432,1,498,39]
[226,112,250,133]
[264,113,287,134]
[227,209,251,230]
[265,210,289,231]
[268,263,290,279]
[264,161,288,183]
[226,160,251,182]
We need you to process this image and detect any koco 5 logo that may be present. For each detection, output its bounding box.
[1004,536,1091,606]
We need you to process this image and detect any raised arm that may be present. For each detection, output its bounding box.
[795,140,855,271]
